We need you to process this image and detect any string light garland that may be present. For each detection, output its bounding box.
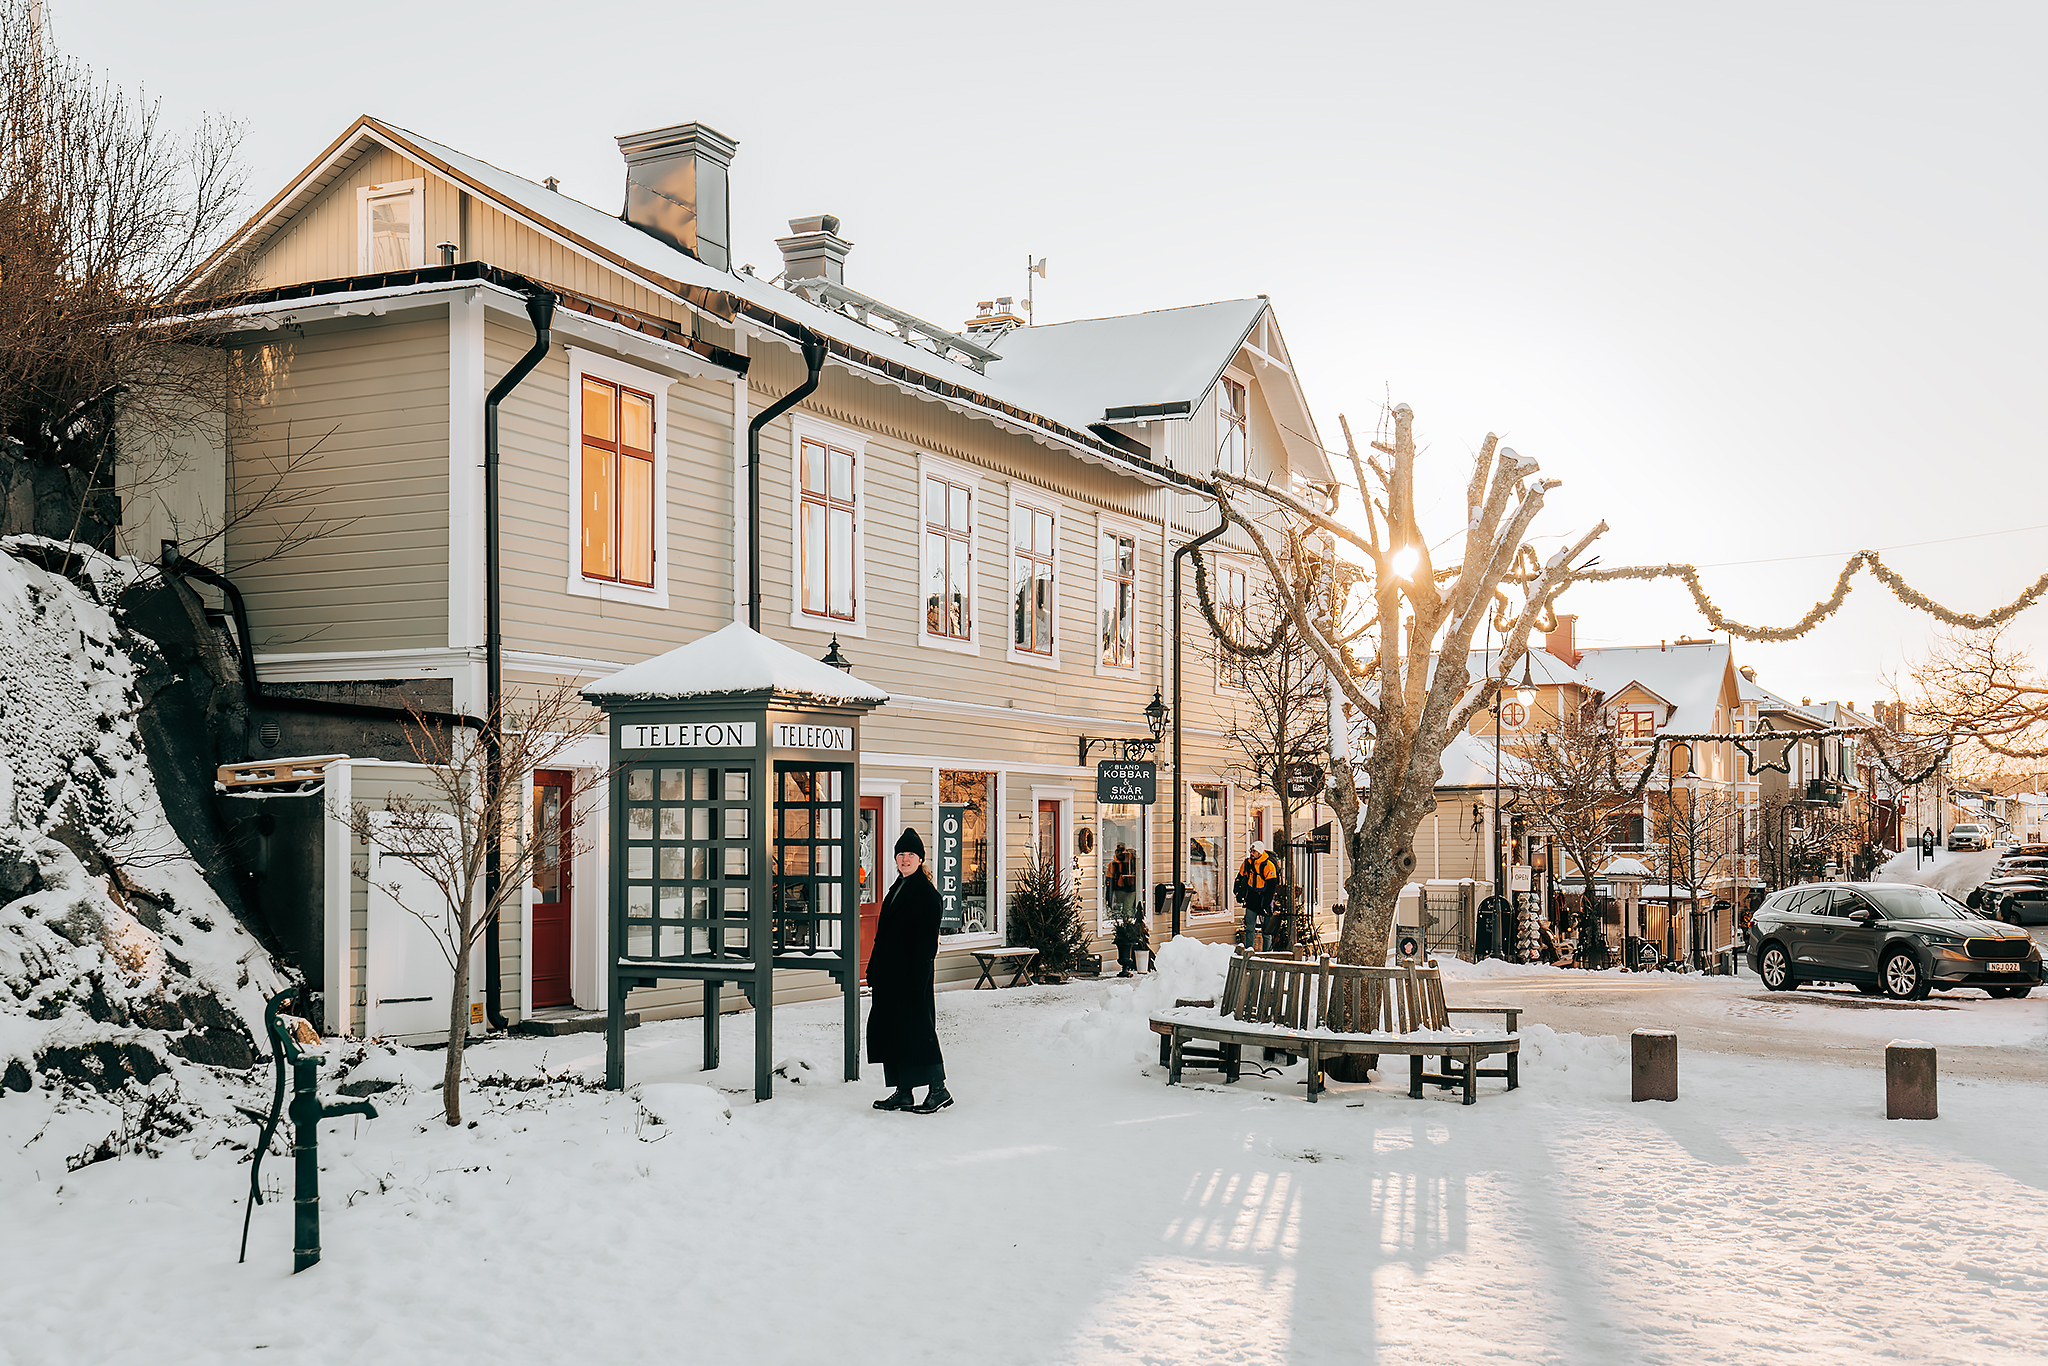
[1579,552,2048,642]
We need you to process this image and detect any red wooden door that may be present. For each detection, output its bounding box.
[531,770,573,1009]
[858,796,885,982]
[1039,800,1062,874]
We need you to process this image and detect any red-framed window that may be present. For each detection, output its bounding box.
[924,473,972,640]
[1616,707,1657,740]
[799,436,857,621]
[580,376,656,587]
[1012,506,1056,656]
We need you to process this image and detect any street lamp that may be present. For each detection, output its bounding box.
[820,636,853,672]
[1144,691,1169,744]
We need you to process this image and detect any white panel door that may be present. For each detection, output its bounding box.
[365,812,472,1040]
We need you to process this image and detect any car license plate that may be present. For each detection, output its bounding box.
[1989,962,2021,973]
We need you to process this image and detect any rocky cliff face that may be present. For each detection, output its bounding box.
[0,539,281,1134]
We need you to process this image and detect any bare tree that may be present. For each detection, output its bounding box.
[0,0,248,552]
[1503,701,1629,964]
[1203,403,1607,991]
[1212,561,1336,945]
[350,684,606,1126]
[1905,625,2048,763]
[1652,783,1737,963]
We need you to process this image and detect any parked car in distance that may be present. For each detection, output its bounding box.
[1746,881,2041,999]
[1981,882,2048,926]
[1948,824,1989,851]
[1990,857,2048,879]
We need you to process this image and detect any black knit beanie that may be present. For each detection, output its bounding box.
[894,827,926,859]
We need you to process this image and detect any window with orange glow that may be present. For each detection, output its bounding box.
[800,436,857,621]
[580,377,656,588]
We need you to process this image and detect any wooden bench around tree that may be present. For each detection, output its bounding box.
[1149,955,1522,1105]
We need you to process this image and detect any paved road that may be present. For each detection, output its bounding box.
[1443,847,2047,1084]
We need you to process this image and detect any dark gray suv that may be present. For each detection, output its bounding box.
[1746,882,2041,1000]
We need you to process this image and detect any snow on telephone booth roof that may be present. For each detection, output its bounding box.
[1601,857,1652,880]
[582,622,889,705]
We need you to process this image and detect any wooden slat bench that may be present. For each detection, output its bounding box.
[1150,955,1521,1105]
[970,947,1039,989]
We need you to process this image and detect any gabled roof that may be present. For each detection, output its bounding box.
[194,116,1329,490]
[1574,642,1736,736]
[583,623,888,704]
[987,301,1335,482]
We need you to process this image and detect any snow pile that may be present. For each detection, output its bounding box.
[0,544,280,1160]
[1058,934,1232,1059]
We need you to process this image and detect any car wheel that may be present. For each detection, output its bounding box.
[1759,942,1796,992]
[1882,950,1931,1001]
[2004,911,2022,926]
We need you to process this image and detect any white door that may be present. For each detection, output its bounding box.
[365,813,475,1041]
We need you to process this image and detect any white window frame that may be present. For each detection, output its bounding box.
[1006,485,1063,669]
[564,348,672,609]
[1094,800,1147,932]
[357,179,426,273]
[917,452,979,657]
[1186,778,1235,920]
[1095,514,1143,678]
[788,414,869,638]
[1216,369,1250,478]
[1211,557,1251,695]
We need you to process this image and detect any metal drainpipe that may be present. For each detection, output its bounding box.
[745,327,827,631]
[1170,511,1230,940]
[481,289,557,1029]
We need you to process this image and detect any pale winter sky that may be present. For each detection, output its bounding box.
[68,1,2048,715]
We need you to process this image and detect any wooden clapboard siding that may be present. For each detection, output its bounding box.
[487,317,736,667]
[227,314,450,653]
[246,146,442,289]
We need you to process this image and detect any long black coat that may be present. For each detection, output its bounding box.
[865,869,944,1067]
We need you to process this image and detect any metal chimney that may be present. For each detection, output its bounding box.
[616,122,737,270]
[775,215,853,287]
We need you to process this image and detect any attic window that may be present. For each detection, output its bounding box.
[357,180,425,273]
[1217,376,1248,477]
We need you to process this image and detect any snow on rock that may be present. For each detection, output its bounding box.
[582,621,889,704]
[0,545,281,1163]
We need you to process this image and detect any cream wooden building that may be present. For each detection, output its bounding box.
[152,116,1339,1035]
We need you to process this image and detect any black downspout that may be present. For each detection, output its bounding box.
[745,327,827,631]
[1171,511,1230,941]
[481,290,557,1029]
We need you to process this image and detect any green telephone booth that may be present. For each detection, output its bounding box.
[584,624,886,1101]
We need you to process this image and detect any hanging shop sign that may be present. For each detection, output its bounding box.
[1095,759,1157,805]
[1303,823,1332,854]
[936,803,966,931]
[1284,763,1325,800]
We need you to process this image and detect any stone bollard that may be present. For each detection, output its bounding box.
[1631,1029,1678,1102]
[1886,1039,1937,1120]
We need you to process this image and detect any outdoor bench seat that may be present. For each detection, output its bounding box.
[1148,956,1521,1105]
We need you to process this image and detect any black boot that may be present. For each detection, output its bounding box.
[911,1084,954,1114]
[873,1088,916,1111]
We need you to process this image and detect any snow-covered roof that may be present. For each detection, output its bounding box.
[1601,857,1653,877]
[1468,648,1587,689]
[1575,642,1734,735]
[199,117,1332,490]
[582,623,889,705]
[1434,731,1504,788]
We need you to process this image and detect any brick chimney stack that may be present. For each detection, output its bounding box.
[1546,613,1581,668]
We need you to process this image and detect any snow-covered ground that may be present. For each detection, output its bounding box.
[4,938,2045,1366]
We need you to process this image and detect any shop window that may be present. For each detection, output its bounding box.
[1188,782,1228,916]
[938,770,995,937]
[1100,804,1142,925]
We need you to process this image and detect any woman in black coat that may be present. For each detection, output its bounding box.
[867,828,952,1113]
